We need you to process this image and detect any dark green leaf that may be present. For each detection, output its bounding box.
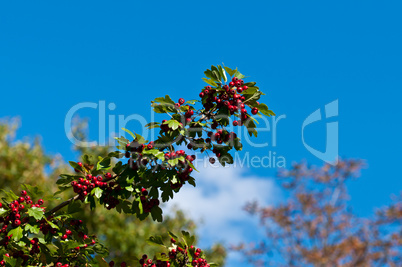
[147,235,165,247]
[151,206,163,222]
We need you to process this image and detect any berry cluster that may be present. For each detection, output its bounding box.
[0,190,44,234]
[140,188,160,213]
[139,253,170,267]
[199,77,259,124]
[168,238,210,267]
[71,172,111,200]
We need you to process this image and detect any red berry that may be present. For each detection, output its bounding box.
[243,85,248,91]
[175,103,181,109]
[229,82,235,87]
[14,220,21,226]
[251,107,258,115]
[37,199,44,205]
[20,190,27,196]
[233,120,239,126]
[179,98,185,105]
[199,92,205,98]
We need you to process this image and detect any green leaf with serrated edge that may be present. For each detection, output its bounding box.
[0,208,7,216]
[153,95,175,105]
[168,158,179,166]
[234,69,246,79]
[92,187,103,199]
[257,103,275,116]
[151,206,163,222]
[135,133,147,144]
[242,87,259,95]
[97,157,111,170]
[22,184,45,201]
[244,91,262,104]
[25,224,40,234]
[181,230,195,247]
[9,227,23,241]
[233,138,243,151]
[1,189,18,202]
[201,78,218,87]
[122,128,136,139]
[28,207,44,220]
[161,185,174,202]
[224,66,237,76]
[168,120,181,131]
[204,69,215,81]
[149,187,159,199]
[147,235,165,247]
[218,65,227,82]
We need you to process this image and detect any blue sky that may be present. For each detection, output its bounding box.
[1,1,402,266]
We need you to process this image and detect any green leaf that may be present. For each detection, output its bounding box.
[145,122,161,129]
[97,157,111,171]
[218,65,227,82]
[153,95,175,105]
[181,230,195,247]
[25,224,40,234]
[257,103,275,116]
[201,78,218,87]
[167,120,182,131]
[244,91,262,104]
[185,100,198,104]
[135,133,147,144]
[147,235,165,247]
[224,66,237,77]
[234,69,245,79]
[122,128,136,139]
[186,159,199,172]
[69,161,83,172]
[92,187,103,199]
[1,189,18,202]
[8,227,23,241]
[28,207,44,220]
[188,177,196,187]
[0,208,8,216]
[151,206,163,222]
[168,231,178,240]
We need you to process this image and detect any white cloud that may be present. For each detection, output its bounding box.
[165,164,281,247]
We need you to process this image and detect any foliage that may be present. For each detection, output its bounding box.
[0,65,272,266]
